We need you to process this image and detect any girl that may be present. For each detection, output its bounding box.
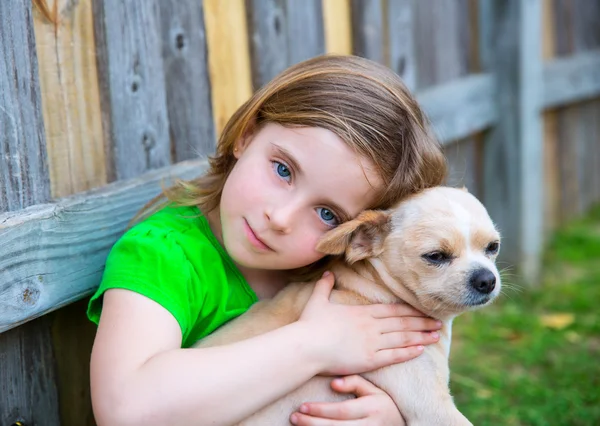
[88,55,447,426]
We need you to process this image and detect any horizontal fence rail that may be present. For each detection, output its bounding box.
[0,160,206,333]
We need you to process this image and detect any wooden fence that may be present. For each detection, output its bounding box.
[1,0,599,424]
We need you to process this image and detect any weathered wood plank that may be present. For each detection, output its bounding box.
[0,317,61,426]
[480,0,544,284]
[93,0,171,181]
[350,0,384,63]
[552,0,600,222]
[542,49,600,109]
[246,0,325,89]
[32,0,107,198]
[0,160,206,333]
[517,0,543,283]
[0,2,60,424]
[285,0,325,65]
[417,73,497,145]
[160,0,216,160]
[541,0,560,236]
[387,0,417,91]
[204,0,253,134]
[323,0,352,55]
[32,3,107,424]
[0,0,51,211]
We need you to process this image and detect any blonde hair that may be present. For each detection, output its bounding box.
[137,55,447,278]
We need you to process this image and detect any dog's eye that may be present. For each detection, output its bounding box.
[486,241,500,255]
[422,251,452,265]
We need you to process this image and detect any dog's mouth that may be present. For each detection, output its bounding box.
[425,289,497,312]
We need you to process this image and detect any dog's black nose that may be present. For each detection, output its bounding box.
[469,268,496,294]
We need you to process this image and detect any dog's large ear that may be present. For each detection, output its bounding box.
[316,210,391,264]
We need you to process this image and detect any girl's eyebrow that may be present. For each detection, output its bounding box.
[271,142,352,221]
[271,143,303,176]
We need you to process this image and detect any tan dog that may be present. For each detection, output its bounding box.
[195,187,501,425]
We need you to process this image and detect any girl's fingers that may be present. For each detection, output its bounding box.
[379,331,439,350]
[373,346,424,368]
[368,303,427,319]
[295,398,368,421]
[330,375,384,397]
[290,412,361,426]
[378,316,442,333]
[310,271,335,301]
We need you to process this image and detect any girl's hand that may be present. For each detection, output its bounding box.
[289,375,405,426]
[299,272,442,375]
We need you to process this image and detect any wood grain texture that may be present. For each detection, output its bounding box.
[0,160,206,333]
[479,0,523,271]
[160,0,216,161]
[543,49,600,109]
[412,0,483,200]
[32,3,107,424]
[204,0,253,134]
[33,0,107,199]
[350,0,384,62]
[553,0,600,222]
[542,0,560,236]
[323,0,352,55]
[246,0,325,89]
[417,73,497,147]
[0,0,51,212]
[387,0,417,91]
[0,2,60,424]
[93,0,171,181]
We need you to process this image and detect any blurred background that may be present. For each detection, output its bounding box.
[0,0,598,424]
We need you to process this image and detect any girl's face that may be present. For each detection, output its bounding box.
[215,123,382,271]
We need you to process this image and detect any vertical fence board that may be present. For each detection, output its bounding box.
[160,0,216,160]
[204,0,253,134]
[246,0,325,90]
[387,0,417,91]
[518,0,543,283]
[0,2,51,211]
[481,0,543,282]
[479,0,522,272]
[286,0,325,64]
[33,0,106,199]
[323,0,352,55]
[350,0,384,62]
[542,0,560,236]
[32,2,105,424]
[245,0,288,89]
[93,0,171,181]
[413,0,482,198]
[0,1,60,425]
[553,0,600,221]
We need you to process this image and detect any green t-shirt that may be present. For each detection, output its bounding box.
[87,204,258,348]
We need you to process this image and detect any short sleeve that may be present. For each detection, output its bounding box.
[87,228,197,337]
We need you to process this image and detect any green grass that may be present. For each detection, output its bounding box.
[450,205,600,426]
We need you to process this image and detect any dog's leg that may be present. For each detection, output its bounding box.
[193,283,314,349]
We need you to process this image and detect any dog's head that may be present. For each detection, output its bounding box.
[317,187,501,317]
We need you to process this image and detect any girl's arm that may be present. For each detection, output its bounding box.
[91,275,440,426]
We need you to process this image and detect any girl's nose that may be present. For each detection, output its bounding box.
[264,204,295,234]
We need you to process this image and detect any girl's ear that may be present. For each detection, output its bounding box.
[316,210,391,264]
[234,119,258,158]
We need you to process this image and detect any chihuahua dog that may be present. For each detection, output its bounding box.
[195,186,501,425]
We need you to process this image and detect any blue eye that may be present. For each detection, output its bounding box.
[273,161,291,181]
[317,207,339,226]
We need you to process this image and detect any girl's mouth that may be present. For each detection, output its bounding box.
[243,219,274,251]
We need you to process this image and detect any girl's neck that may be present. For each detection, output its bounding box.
[235,266,289,300]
